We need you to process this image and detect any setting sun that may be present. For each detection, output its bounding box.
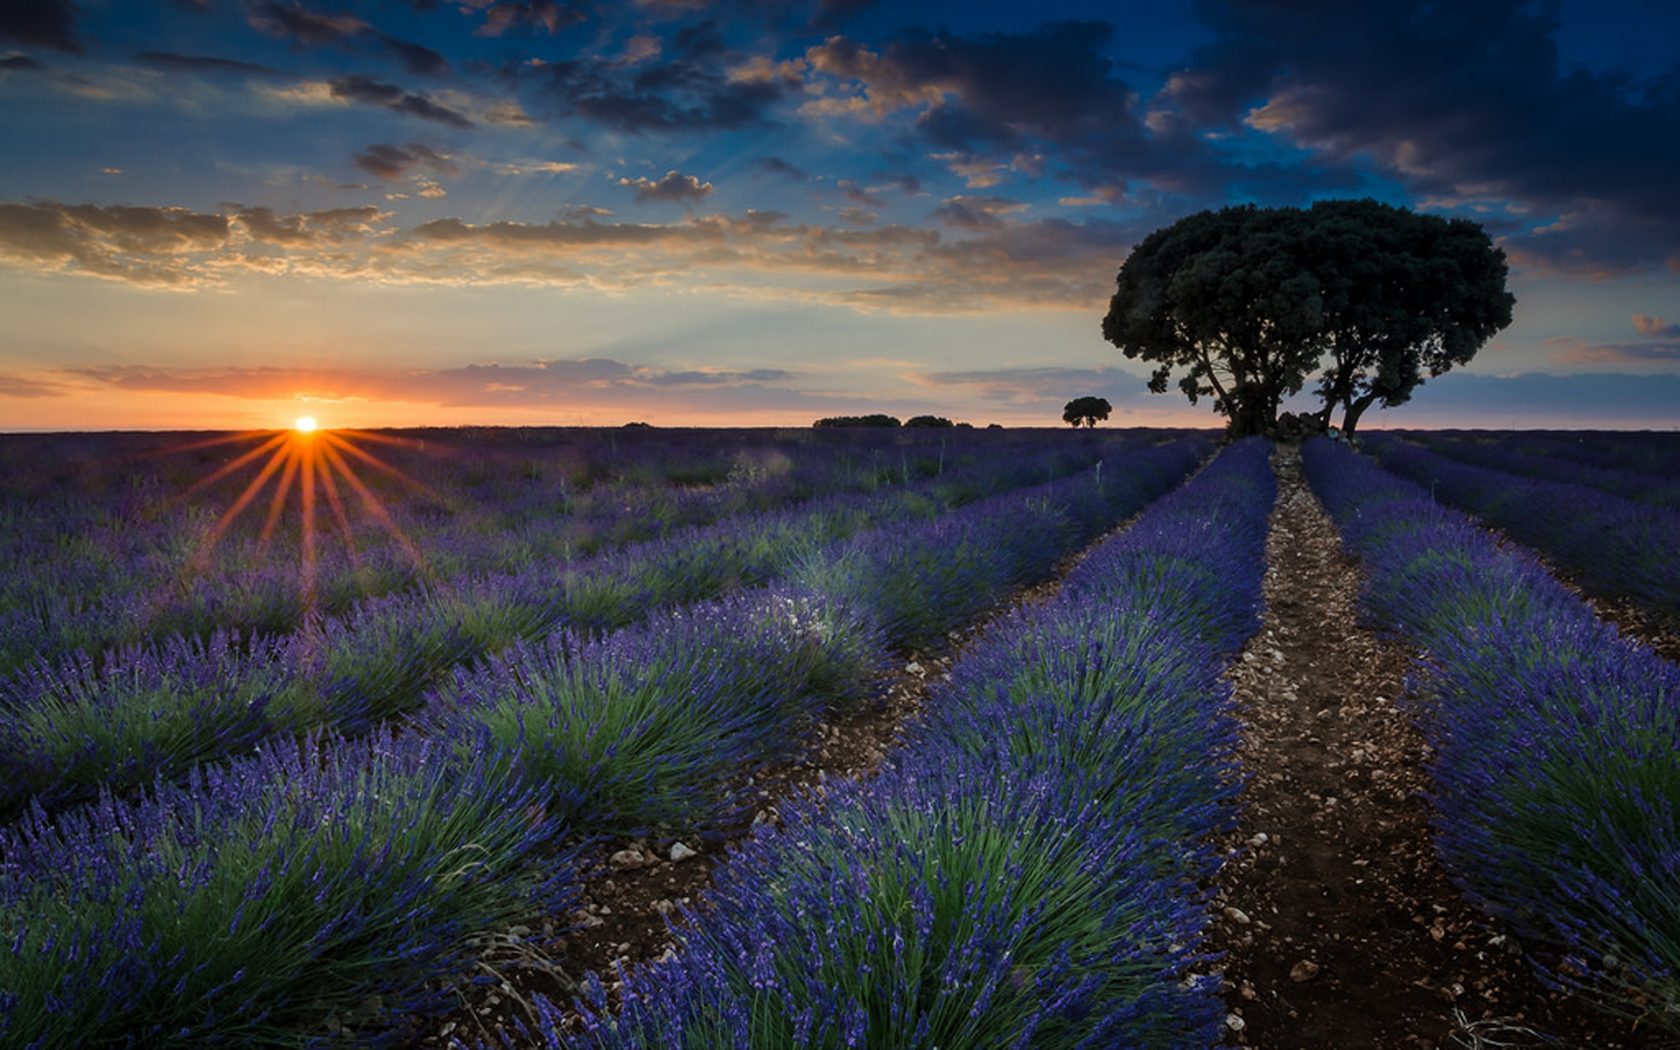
[294,416,318,433]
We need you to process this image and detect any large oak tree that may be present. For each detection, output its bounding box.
[1101,200,1513,436]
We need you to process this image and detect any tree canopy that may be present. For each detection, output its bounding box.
[813,414,901,428]
[1101,200,1513,436]
[1062,396,1112,428]
[904,415,955,428]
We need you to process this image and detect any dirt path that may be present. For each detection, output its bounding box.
[1213,446,1656,1049]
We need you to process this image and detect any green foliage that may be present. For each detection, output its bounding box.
[903,415,954,428]
[813,414,901,428]
[1101,199,1512,436]
[1062,396,1112,428]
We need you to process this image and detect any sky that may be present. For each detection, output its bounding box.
[1,0,1677,431]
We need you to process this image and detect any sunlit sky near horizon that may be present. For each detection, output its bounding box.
[1,0,1678,431]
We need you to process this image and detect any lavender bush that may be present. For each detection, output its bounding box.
[1304,437,1680,1032]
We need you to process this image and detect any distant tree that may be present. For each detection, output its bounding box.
[905,415,954,428]
[814,414,901,428]
[621,420,652,428]
[986,423,1003,430]
[1100,200,1513,436]
[1062,396,1112,428]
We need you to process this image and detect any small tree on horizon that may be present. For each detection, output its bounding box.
[1062,396,1112,428]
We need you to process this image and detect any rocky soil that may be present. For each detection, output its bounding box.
[1211,446,1667,1049]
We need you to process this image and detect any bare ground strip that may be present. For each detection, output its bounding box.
[1212,446,1657,1049]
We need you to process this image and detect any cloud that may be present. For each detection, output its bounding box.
[930,194,1029,230]
[230,205,392,246]
[1634,314,1680,338]
[462,1,589,37]
[2,54,45,70]
[1168,0,1680,274]
[517,21,792,132]
[1377,371,1680,425]
[618,169,713,203]
[913,365,1149,404]
[0,201,230,286]
[0,0,80,52]
[247,1,366,45]
[0,195,1141,312]
[329,76,475,128]
[63,357,808,411]
[1551,338,1680,365]
[758,155,809,180]
[134,51,280,76]
[378,34,449,77]
[352,142,459,179]
[0,373,71,398]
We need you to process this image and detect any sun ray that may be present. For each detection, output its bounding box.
[189,435,293,572]
[179,432,290,501]
[322,431,448,505]
[180,422,432,615]
[299,435,318,605]
[316,449,364,573]
[156,429,274,457]
[319,439,428,572]
[257,442,303,553]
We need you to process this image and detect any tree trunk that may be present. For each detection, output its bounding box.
[1341,391,1380,435]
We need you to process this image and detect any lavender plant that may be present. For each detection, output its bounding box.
[0,731,569,1047]
[531,439,1273,1049]
[1304,437,1680,1032]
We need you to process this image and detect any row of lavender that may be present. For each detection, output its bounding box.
[0,428,1109,676]
[1359,433,1680,617]
[1303,438,1680,1033]
[0,434,1189,822]
[1397,429,1680,484]
[0,438,1209,1047]
[493,439,1275,1048]
[1388,430,1680,510]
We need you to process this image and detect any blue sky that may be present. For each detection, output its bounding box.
[1,0,1677,429]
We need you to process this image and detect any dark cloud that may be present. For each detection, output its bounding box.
[247,0,365,45]
[330,76,474,128]
[462,0,589,37]
[758,155,809,180]
[618,169,713,204]
[1,54,46,70]
[378,34,448,77]
[0,0,80,53]
[517,19,791,132]
[1169,0,1680,273]
[352,142,458,179]
[802,20,1347,202]
[929,194,1026,230]
[135,51,279,76]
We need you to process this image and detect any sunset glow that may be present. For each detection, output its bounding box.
[0,2,1676,430]
[178,426,427,608]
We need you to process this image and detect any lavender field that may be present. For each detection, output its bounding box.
[1,426,1676,1048]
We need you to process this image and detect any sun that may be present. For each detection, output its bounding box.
[294,416,318,433]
